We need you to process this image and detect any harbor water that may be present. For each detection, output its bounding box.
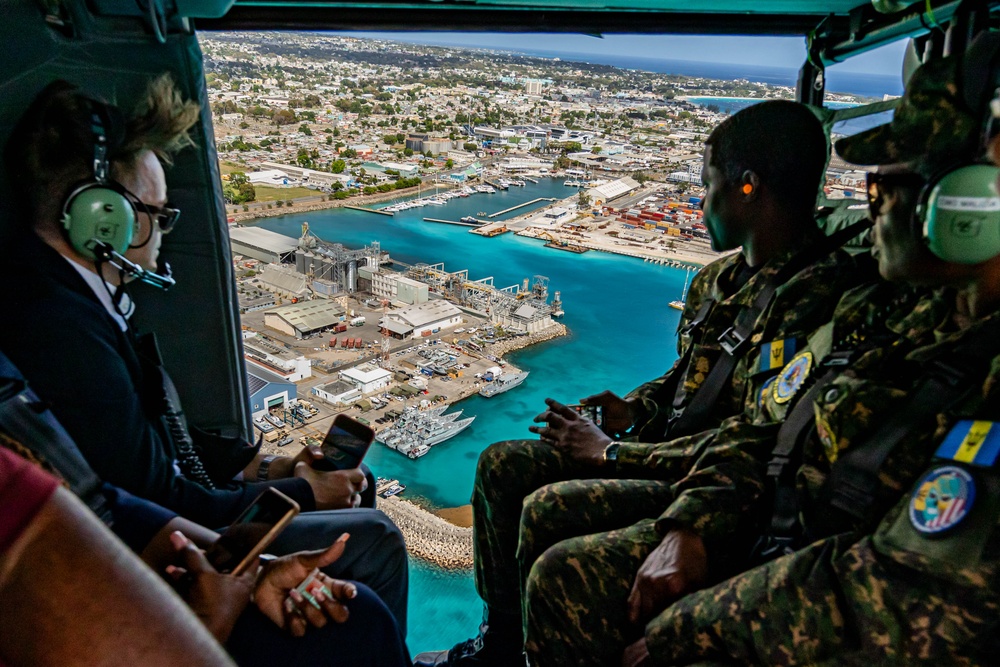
[256,178,685,653]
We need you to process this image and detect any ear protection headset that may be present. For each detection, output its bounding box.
[742,183,754,195]
[60,100,137,260]
[918,32,1000,264]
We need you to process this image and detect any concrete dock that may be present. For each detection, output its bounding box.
[345,205,393,216]
[487,197,557,219]
[423,217,481,227]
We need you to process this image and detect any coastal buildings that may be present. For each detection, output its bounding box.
[264,300,345,339]
[380,300,464,339]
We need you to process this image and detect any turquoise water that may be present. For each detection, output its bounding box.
[256,179,685,653]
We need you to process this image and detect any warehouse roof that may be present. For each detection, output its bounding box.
[266,300,344,333]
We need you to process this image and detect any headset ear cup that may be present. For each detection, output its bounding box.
[61,183,137,259]
[924,164,1000,264]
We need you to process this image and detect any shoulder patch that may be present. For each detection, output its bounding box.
[758,376,777,410]
[935,420,1000,468]
[757,338,797,374]
[909,466,975,535]
[771,351,813,404]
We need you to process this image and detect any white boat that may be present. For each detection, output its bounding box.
[479,370,529,398]
[375,405,474,458]
[669,267,693,311]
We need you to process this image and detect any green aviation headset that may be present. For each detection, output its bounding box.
[918,32,1000,265]
[59,100,138,260]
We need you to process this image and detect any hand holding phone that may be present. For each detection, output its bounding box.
[205,488,300,575]
[567,403,605,429]
[312,414,375,472]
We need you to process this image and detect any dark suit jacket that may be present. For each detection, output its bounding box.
[0,233,314,526]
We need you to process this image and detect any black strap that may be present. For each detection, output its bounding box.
[636,299,716,435]
[666,220,872,440]
[0,361,113,526]
[679,298,715,337]
[758,323,999,560]
[825,355,980,520]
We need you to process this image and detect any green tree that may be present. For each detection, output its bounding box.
[577,191,592,209]
[331,159,346,173]
[445,158,454,169]
[299,123,312,136]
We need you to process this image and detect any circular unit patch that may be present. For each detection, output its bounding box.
[909,466,976,535]
[771,351,813,404]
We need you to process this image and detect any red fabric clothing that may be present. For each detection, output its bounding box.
[0,445,58,552]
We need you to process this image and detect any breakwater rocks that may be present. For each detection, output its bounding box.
[485,323,568,358]
[379,496,474,569]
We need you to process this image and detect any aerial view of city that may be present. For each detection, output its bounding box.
[208,31,901,653]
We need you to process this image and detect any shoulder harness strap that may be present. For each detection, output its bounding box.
[666,220,871,440]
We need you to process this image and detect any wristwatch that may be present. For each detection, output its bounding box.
[603,441,622,465]
[257,455,278,481]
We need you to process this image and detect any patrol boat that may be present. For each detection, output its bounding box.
[479,370,530,398]
[376,405,475,458]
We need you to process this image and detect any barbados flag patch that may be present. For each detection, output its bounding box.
[757,338,797,374]
[935,420,1000,468]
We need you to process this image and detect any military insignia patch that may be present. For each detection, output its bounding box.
[771,351,813,404]
[935,420,1000,467]
[758,377,777,410]
[909,466,975,535]
[757,338,797,374]
[815,408,837,463]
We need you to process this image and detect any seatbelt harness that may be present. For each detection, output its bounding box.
[755,321,1000,562]
[666,219,871,440]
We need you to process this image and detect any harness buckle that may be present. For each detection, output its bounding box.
[718,327,748,356]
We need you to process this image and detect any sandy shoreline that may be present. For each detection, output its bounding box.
[379,496,474,569]
[434,505,473,528]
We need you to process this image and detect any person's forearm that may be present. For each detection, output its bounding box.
[242,453,295,481]
[140,517,221,571]
[0,487,234,666]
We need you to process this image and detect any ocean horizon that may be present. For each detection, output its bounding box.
[515,50,903,98]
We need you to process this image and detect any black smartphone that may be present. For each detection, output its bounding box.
[206,488,300,575]
[568,403,605,429]
[312,414,376,471]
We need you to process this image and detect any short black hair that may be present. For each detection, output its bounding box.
[705,100,827,213]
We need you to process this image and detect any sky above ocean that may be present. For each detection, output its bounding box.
[342,32,907,98]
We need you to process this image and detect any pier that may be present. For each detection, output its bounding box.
[344,205,393,216]
[487,197,558,219]
[485,179,508,191]
[523,176,539,184]
[423,217,481,227]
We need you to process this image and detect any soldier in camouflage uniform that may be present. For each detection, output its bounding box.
[415,101,867,667]
[522,43,1000,666]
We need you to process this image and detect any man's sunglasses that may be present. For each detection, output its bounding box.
[135,201,181,233]
[866,171,926,220]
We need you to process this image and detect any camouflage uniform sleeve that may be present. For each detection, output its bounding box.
[616,415,776,557]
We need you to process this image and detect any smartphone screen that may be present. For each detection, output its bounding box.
[206,488,299,574]
[569,404,605,429]
[314,416,375,471]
